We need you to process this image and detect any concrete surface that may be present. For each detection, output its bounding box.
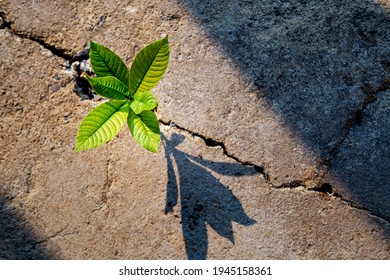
[0,0,389,259]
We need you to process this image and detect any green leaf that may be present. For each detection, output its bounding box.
[128,36,169,96]
[127,109,160,153]
[130,91,158,114]
[89,41,129,85]
[87,76,129,100]
[75,100,129,152]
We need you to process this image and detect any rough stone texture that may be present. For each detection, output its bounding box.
[1,0,390,259]
[326,91,390,220]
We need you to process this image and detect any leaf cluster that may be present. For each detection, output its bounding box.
[74,36,169,153]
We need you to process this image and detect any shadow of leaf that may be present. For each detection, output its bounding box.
[162,133,256,259]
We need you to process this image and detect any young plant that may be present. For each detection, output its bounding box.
[74,36,169,153]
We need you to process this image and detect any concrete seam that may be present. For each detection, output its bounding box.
[159,120,390,225]
[323,78,390,167]
[101,146,113,209]
[0,11,74,61]
[270,179,390,224]
[159,119,267,173]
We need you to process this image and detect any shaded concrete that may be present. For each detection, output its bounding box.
[326,90,390,220]
[0,197,53,259]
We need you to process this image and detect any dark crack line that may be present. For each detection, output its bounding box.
[27,224,72,251]
[277,78,390,225]
[271,179,338,197]
[23,165,32,195]
[273,180,390,224]
[323,78,390,167]
[19,33,73,61]
[0,11,11,29]
[0,11,74,61]
[1,11,95,99]
[159,119,268,177]
[272,180,305,190]
[341,199,390,224]
[274,179,340,197]
[328,188,390,224]
[101,155,113,207]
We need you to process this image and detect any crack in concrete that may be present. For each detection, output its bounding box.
[159,119,390,225]
[101,150,113,208]
[0,11,74,61]
[272,180,390,224]
[159,120,329,194]
[339,197,390,224]
[0,10,93,99]
[69,50,95,100]
[324,78,390,167]
[39,226,68,243]
[159,119,267,174]
[27,223,76,252]
[270,179,341,199]
[0,11,10,29]
[23,165,32,195]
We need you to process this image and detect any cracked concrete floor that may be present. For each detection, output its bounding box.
[1,0,390,259]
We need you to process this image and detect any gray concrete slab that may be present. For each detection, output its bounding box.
[326,90,390,220]
[1,0,390,259]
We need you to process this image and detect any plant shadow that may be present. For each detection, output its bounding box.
[162,133,257,259]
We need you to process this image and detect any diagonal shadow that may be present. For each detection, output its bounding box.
[179,0,390,227]
[0,197,53,259]
[162,133,256,259]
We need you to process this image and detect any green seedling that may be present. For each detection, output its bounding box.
[74,36,169,153]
